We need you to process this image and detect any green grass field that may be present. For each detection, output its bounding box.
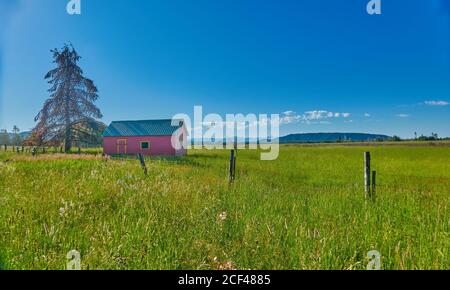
[0,144,449,270]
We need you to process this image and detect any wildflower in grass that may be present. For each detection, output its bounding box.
[218,212,227,222]
[59,207,66,216]
[220,261,235,270]
[90,169,99,177]
[313,228,321,239]
[213,257,236,270]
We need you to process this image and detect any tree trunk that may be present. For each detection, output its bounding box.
[64,88,72,153]
[64,125,72,153]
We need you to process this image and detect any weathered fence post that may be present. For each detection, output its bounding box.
[233,149,237,179]
[233,142,238,179]
[78,147,81,155]
[229,149,236,183]
[4,144,6,151]
[102,153,109,163]
[32,147,36,157]
[137,153,148,175]
[364,152,371,197]
[371,171,376,200]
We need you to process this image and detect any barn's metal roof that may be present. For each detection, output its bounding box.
[102,119,185,137]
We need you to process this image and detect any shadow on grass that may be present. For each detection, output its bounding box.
[109,154,205,167]
[151,156,203,166]
[188,153,222,159]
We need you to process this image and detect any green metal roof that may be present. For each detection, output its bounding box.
[102,119,185,137]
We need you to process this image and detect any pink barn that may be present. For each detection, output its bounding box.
[102,119,188,156]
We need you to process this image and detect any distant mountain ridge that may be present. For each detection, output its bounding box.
[190,133,392,144]
[7,131,31,139]
[279,133,391,143]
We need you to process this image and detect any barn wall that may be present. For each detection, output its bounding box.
[103,136,181,156]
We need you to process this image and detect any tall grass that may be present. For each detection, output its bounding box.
[0,145,448,269]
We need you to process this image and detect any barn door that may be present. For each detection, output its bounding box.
[116,139,127,154]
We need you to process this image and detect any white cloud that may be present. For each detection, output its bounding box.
[304,110,330,120]
[396,114,410,118]
[424,100,449,106]
[280,111,303,124]
[364,113,371,117]
[280,110,352,125]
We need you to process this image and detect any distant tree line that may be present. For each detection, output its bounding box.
[415,133,441,141]
[391,132,444,142]
[0,126,25,146]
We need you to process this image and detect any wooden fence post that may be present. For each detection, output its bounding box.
[364,152,371,197]
[78,147,81,155]
[233,150,237,179]
[137,153,148,175]
[229,150,236,183]
[371,171,376,200]
[4,144,6,151]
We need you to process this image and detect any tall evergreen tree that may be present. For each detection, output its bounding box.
[33,44,102,152]
[12,125,22,146]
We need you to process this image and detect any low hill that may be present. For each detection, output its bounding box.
[4,132,31,139]
[279,133,391,143]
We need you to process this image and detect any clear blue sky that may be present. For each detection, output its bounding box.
[1,0,449,138]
